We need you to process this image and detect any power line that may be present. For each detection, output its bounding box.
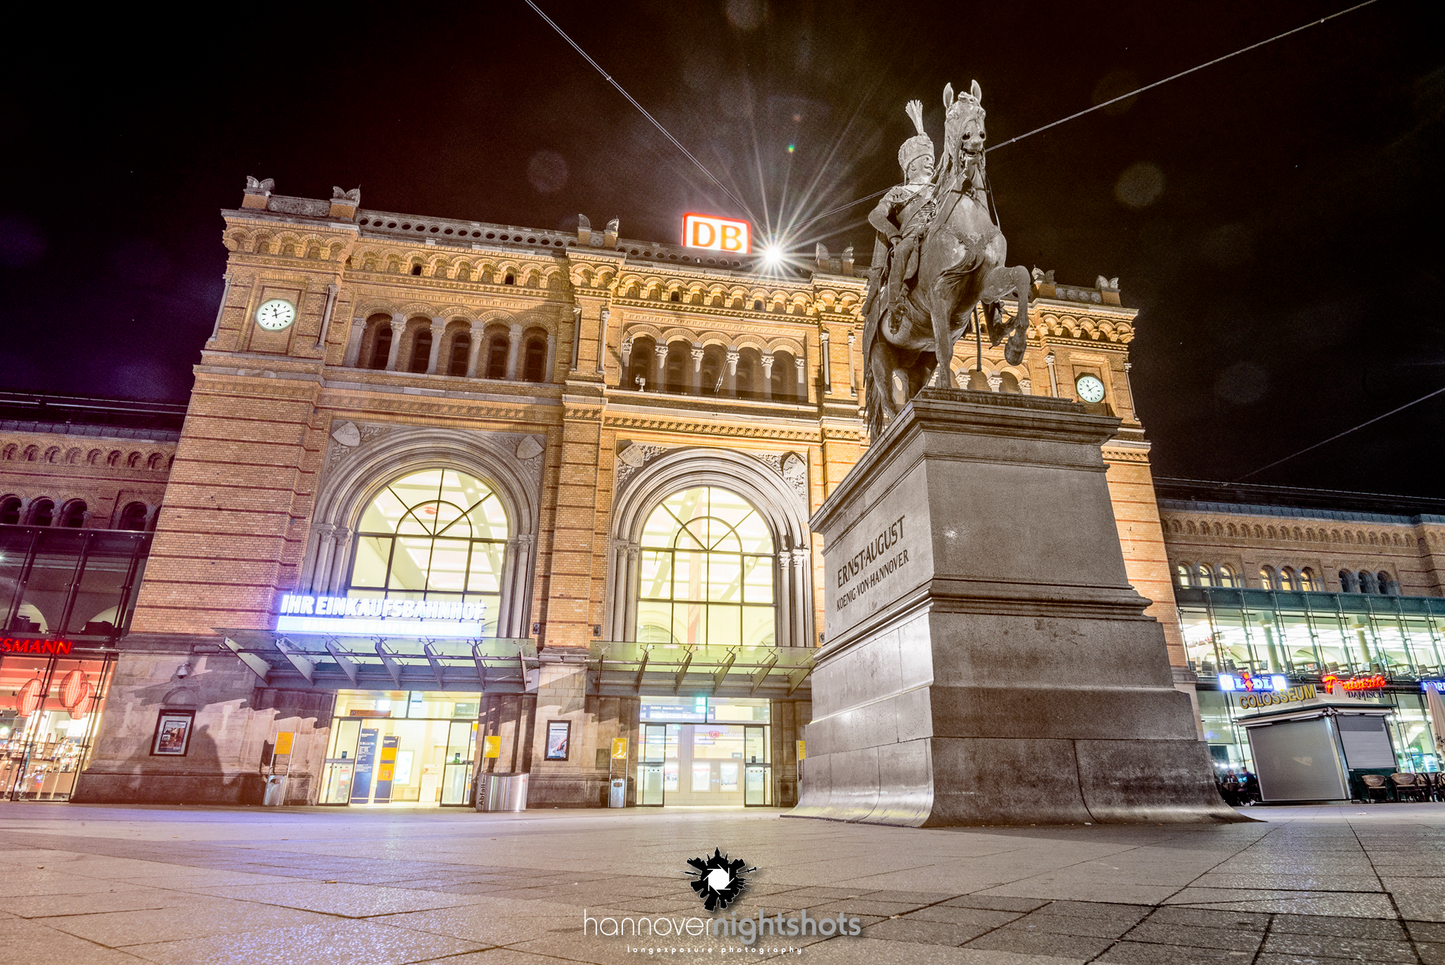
[800,0,1385,230]
[522,0,753,217]
[1234,385,1445,482]
[989,0,1383,153]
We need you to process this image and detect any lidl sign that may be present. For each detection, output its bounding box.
[682,213,751,253]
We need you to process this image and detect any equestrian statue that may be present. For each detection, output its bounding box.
[862,81,1032,439]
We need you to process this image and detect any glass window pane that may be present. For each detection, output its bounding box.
[351,536,391,588]
[426,539,469,592]
[65,534,138,635]
[17,530,86,635]
[673,549,701,600]
[742,606,774,647]
[680,602,705,644]
[707,606,740,649]
[388,537,433,590]
[0,529,35,627]
[639,551,670,600]
[707,555,742,602]
[359,487,408,533]
[742,556,773,603]
[637,601,676,644]
[466,542,504,594]
[468,493,508,540]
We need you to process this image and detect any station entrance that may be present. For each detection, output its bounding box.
[635,696,771,806]
[319,690,478,806]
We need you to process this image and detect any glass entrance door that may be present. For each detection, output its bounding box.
[743,725,771,806]
[638,723,667,806]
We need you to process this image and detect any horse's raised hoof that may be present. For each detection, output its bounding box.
[1004,320,1026,366]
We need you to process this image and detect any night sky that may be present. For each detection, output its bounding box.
[1,1,1439,497]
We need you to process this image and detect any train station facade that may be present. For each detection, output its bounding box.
[3,180,1442,807]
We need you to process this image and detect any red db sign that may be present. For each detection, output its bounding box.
[682,214,751,254]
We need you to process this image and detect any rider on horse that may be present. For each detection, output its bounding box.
[864,101,935,339]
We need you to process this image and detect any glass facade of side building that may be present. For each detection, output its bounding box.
[1176,585,1445,774]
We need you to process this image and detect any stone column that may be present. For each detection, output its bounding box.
[792,548,811,648]
[342,316,366,368]
[761,353,774,401]
[820,329,832,393]
[690,344,704,395]
[324,528,352,594]
[795,355,807,400]
[1044,352,1059,397]
[505,324,524,381]
[425,317,445,375]
[725,347,739,397]
[308,523,337,593]
[847,331,857,397]
[596,310,609,375]
[544,333,557,383]
[570,306,582,371]
[385,315,405,371]
[1020,378,1033,395]
[466,322,485,378]
[654,343,669,392]
[775,549,794,650]
[1122,362,1136,413]
[986,372,1002,393]
[620,337,633,387]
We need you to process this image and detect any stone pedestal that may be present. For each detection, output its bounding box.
[793,390,1240,825]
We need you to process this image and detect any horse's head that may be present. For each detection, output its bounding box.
[943,81,986,184]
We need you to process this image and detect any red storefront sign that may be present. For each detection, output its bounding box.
[1321,673,1387,695]
[0,638,74,655]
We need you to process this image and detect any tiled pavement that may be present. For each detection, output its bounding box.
[2,802,1444,964]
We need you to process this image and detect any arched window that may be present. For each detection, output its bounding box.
[627,336,655,390]
[485,333,509,379]
[521,336,547,382]
[147,453,163,470]
[1360,570,1378,594]
[1174,563,1193,588]
[408,328,432,373]
[1378,570,1395,595]
[106,451,121,467]
[636,487,775,647]
[348,469,508,636]
[998,372,1021,394]
[664,341,689,393]
[503,272,515,285]
[1258,565,1277,590]
[119,502,149,531]
[1339,569,1358,592]
[753,299,763,312]
[736,348,762,399]
[700,345,726,396]
[447,333,471,377]
[1197,563,1214,587]
[1300,568,1319,592]
[0,497,21,525]
[771,349,797,400]
[60,500,86,528]
[1217,564,1239,588]
[1279,567,1298,591]
[29,499,54,526]
[669,290,681,303]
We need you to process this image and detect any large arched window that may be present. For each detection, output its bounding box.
[636,487,775,647]
[1217,564,1239,588]
[347,469,509,635]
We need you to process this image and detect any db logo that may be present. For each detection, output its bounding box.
[682,214,751,253]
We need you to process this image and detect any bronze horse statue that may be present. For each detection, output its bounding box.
[864,81,1032,438]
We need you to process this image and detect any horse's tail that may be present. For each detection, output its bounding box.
[863,352,884,441]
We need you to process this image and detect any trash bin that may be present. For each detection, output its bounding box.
[608,778,626,808]
[262,775,286,807]
[478,773,528,811]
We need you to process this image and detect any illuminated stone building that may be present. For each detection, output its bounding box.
[12,179,1435,807]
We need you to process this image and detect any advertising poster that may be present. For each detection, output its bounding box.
[545,720,570,760]
[350,728,379,803]
[373,735,400,802]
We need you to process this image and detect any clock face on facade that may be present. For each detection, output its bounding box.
[1075,374,1106,404]
[255,299,297,331]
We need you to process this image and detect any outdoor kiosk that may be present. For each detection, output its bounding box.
[1240,696,1396,802]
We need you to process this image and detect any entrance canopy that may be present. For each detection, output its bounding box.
[219,630,538,693]
[587,642,812,700]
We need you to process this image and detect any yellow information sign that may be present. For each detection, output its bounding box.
[274,732,294,755]
[612,737,629,760]
[796,740,806,761]
[483,735,501,759]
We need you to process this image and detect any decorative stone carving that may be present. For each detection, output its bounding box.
[332,186,361,203]
[516,437,544,461]
[755,451,809,503]
[331,422,362,448]
[615,442,669,489]
[244,176,274,195]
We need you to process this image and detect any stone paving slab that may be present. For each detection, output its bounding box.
[3,802,1445,964]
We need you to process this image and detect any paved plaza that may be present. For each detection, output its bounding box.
[2,802,1444,965]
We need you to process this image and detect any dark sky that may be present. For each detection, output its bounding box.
[1,1,1439,497]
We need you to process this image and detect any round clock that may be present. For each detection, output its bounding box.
[255,298,297,331]
[1075,374,1106,404]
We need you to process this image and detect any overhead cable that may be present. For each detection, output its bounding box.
[801,0,1384,231]
[1234,384,1445,482]
[522,0,754,217]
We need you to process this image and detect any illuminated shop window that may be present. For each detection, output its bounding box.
[636,487,775,648]
[347,469,508,635]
